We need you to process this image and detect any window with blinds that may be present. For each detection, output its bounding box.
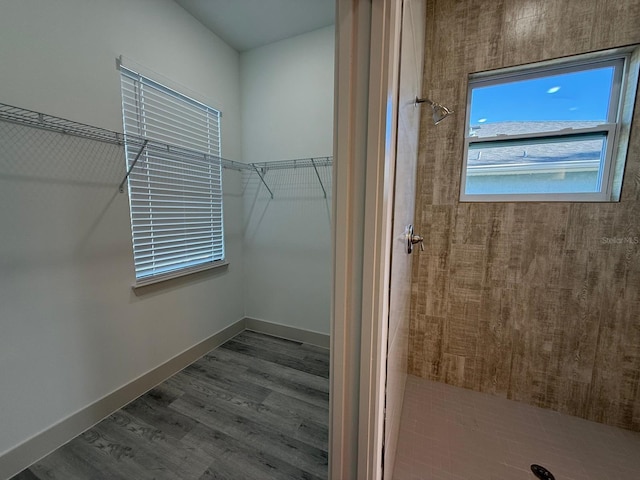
[120,66,225,286]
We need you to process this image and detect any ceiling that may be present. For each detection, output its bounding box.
[174,0,335,52]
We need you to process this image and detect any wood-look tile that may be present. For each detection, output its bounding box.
[9,471,40,480]
[418,205,453,251]
[447,244,486,302]
[203,348,329,407]
[542,0,597,58]
[145,381,185,406]
[221,339,329,378]
[441,352,466,385]
[104,409,210,474]
[61,428,162,480]
[412,0,640,432]
[170,393,327,477]
[183,424,325,480]
[591,0,640,50]
[233,330,302,352]
[90,419,209,480]
[262,391,329,426]
[121,395,197,441]
[182,362,271,402]
[408,314,446,379]
[171,381,328,453]
[462,0,505,72]
[476,287,516,396]
[12,331,329,479]
[412,253,449,317]
[30,444,114,480]
[502,15,546,66]
[565,204,619,251]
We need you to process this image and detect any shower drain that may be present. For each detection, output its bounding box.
[531,464,556,480]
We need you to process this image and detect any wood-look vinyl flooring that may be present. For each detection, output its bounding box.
[11,331,329,480]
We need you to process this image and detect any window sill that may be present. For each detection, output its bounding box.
[131,261,229,293]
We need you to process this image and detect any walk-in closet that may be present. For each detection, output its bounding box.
[0,1,334,478]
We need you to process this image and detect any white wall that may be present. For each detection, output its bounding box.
[0,0,244,459]
[240,26,335,335]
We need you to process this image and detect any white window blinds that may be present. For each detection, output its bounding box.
[120,66,225,285]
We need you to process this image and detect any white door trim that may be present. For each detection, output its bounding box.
[358,0,403,478]
[330,0,372,477]
[330,1,403,478]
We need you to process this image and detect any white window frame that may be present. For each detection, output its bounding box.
[461,47,639,202]
[120,66,226,287]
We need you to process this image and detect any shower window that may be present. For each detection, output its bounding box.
[461,47,639,202]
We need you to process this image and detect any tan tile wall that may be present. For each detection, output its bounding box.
[409,0,640,431]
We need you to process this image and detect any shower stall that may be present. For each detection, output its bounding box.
[381,0,640,479]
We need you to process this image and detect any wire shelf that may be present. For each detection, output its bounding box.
[0,102,333,195]
[0,103,124,145]
[252,156,332,170]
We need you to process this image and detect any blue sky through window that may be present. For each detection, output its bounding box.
[469,66,614,125]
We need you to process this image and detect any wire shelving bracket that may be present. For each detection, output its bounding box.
[311,158,327,198]
[252,164,274,199]
[119,140,149,193]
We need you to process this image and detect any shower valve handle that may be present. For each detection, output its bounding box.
[411,234,425,252]
[405,225,424,254]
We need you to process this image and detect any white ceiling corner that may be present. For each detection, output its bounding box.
[174,0,335,52]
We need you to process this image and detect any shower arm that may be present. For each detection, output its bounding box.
[415,97,435,106]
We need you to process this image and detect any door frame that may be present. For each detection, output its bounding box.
[330,0,404,478]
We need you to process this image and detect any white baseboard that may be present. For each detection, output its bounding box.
[0,319,245,480]
[244,317,330,349]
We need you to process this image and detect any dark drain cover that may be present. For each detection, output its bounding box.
[531,464,555,480]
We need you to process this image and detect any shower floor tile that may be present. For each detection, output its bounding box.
[393,375,640,480]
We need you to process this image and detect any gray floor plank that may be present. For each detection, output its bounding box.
[30,447,112,480]
[243,367,329,408]
[203,348,329,408]
[11,331,329,480]
[238,331,330,369]
[183,424,325,480]
[145,382,185,406]
[169,365,274,412]
[88,424,179,480]
[36,428,158,480]
[180,360,272,404]
[235,330,304,352]
[98,410,211,479]
[262,390,329,426]
[169,391,327,476]
[204,347,329,395]
[221,339,329,378]
[8,471,40,480]
[122,394,198,440]
[171,386,329,452]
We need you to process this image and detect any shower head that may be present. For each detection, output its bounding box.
[415,97,453,125]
